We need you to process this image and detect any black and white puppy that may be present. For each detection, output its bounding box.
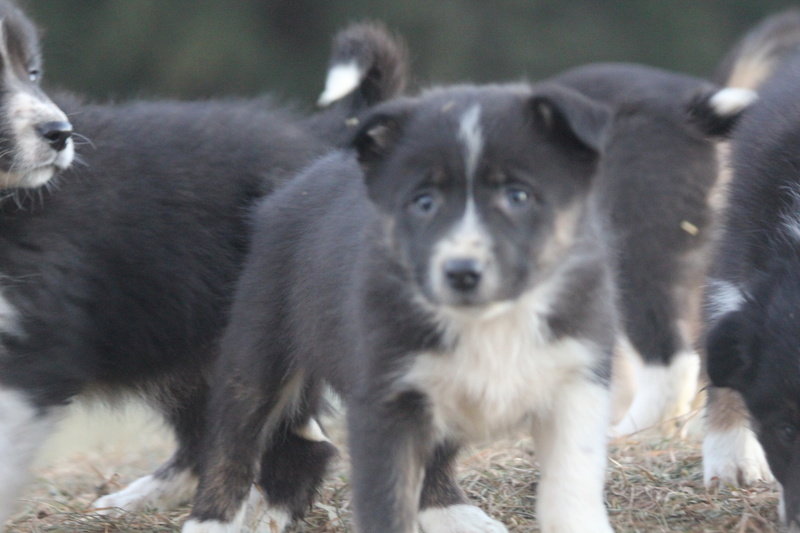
[184,83,617,533]
[552,64,755,437]
[701,9,800,493]
[704,51,800,530]
[0,2,408,526]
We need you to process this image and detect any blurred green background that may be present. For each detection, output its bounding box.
[24,0,800,105]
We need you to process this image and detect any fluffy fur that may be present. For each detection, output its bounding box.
[552,63,751,436]
[701,9,800,500]
[704,51,800,528]
[0,2,408,526]
[185,83,617,533]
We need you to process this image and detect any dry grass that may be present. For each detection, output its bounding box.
[7,429,781,533]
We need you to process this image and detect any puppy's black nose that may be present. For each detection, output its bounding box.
[36,121,73,152]
[445,259,482,292]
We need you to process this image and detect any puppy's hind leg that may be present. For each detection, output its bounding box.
[417,441,508,533]
[183,367,307,533]
[91,378,208,514]
[248,386,338,533]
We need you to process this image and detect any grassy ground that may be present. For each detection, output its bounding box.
[7,419,781,533]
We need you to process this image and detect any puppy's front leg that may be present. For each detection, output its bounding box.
[348,389,433,533]
[531,376,613,533]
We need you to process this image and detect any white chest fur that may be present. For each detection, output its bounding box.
[404,294,599,442]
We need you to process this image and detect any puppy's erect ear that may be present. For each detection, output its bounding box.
[529,84,612,155]
[706,310,757,390]
[686,86,757,139]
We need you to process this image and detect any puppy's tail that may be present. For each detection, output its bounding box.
[714,8,800,89]
[317,22,409,110]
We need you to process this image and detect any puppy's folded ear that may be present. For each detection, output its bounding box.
[352,101,412,172]
[706,309,757,390]
[528,84,612,155]
[686,86,757,139]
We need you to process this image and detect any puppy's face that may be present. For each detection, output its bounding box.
[355,85,609,309]
[707,263,800,528]
[0,4,73,189]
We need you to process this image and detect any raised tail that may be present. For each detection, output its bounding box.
[317,22,409,109]
[714,8,800,89]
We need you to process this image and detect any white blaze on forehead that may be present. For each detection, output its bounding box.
[458,104,483,183]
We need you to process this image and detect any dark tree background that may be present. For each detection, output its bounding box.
[23,1,800,106]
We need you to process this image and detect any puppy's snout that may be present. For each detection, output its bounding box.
[444,258,483,292]
[36,121,73,152]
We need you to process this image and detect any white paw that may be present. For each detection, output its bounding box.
[703,425,774,488]
[612,352,700,438]
[182,501,247,533]
[418,504,508,533]
[243,485,292,533]
[182,519,243,533]
[91,471,197,514]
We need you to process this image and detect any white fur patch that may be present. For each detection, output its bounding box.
[705,279,745,322]
[0,290,19,336]
[532,381,613,533]
[703,424,773,487]
[429,199,496,303]
[317,61,362,106]
[780,482,787,524]
[781,183,800,243]
[612,351,701,437]
[407,284,600,441]
[244,485,292,533]
[0,388,61,525]
[2,89,74,188]
[181,500,247,533]
[709,87,757,117]
[457,105,483,182]
[91,470,197,514]
[418,504,508,533]
[294,418,330,443]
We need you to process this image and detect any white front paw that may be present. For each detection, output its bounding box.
[703,426,774,488]
[418,504,508,533]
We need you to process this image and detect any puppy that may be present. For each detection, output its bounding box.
[704,43,800,533]
[702,9,800,495]
[184,82,617,533]
[0,2,408,525]
[552,64,754,437]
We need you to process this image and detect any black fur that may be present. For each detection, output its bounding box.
[0,4,408,524]
[705,51,800,527]
[555,63,726,368]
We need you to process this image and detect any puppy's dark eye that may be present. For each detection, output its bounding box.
[411,192,438,215]
[779,424,797,445]
[28,70,39,83]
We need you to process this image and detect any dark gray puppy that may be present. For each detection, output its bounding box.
[185,83,617,533]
